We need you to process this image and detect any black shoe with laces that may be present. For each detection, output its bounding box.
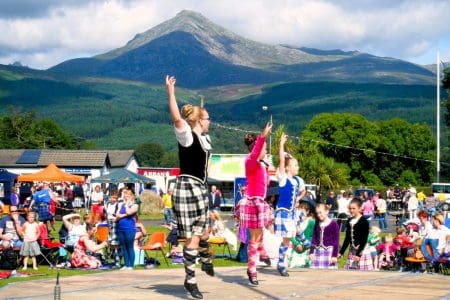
[201,262,215,277]
[260,257,271,267]
[247,269,259,286]
[277,267,289,277]
[184,281,203,299]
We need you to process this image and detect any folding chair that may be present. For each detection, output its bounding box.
[38,223,63,268]
[209,237,232,258]
[140,232,168,266]
[95,225,109,257]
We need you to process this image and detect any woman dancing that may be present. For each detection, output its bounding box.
[166,75,213,299]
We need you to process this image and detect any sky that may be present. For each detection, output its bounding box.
[1,0,450,70]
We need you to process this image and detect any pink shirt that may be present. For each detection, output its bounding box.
[363,200,374,216]
[245,136,269,198]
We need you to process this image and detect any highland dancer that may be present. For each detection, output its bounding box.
[166,75,214,299]
[274,133,305,276]
[237,123,273,285]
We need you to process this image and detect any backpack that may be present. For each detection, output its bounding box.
[0,248,18,270]
[236,242,248,263]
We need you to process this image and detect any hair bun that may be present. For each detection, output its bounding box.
[181,104,194,119]
[244,133,256,147]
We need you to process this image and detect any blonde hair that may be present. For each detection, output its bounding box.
[433,213,444,225]
[370,226,381,235]
[181,104,206,128]
[384,234,393,243]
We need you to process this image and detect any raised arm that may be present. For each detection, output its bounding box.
[278,133,288,177]
[166,75,184,130]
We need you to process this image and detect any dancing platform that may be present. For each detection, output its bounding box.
[1,266,449,299]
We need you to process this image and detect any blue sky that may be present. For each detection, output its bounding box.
[0,0,449,69]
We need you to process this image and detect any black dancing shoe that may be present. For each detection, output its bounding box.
[184,281,203,299]
[201,262,215,277]
[277,267,289,277]
[247,269,259,286]
[260,257,271,267]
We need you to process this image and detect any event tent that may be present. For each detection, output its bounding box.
[18,163,85,183]
[90,168,155,184]
[0,169,18,204]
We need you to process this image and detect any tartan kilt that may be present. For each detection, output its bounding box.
[311,246,337,269]
[344,245,373,271]
[274,209,297,238]
[172,176,209,239]
[238,196,271,229]
[108,220,119,246]
[38,202,52,222]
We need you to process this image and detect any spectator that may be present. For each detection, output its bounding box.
[376,234,400,269]
[72,183,85,210]
[339,198,372,271]
[20,212,41,270]
[0,205,25,249]
[421,213,450,270]
[134,215,147,266]
[71,223,108,269]
[161,188,174,225]
[208,185,222,211]
[362,199,375,227]
[407,186,418,221]
[90,185,104,224]
[105,191,121,268]
[115,189,138,270]
[375,193,388,230]
[30,183,57,231]
[10,187,20,207]
[417,189,426,210]
[325,191,337,218]
[62,213,87,251]
[310,204,340,269]
[424,191,440,219]
[337,191,350,232]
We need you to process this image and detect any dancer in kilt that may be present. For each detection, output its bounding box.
[310,204,340,269]
[339,198,373,270]
[238,122,272,286]
[274,133,305,276]
[166,75,213,299]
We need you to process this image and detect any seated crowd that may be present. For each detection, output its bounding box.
[1,183,449,276]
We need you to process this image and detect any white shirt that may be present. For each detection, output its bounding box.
[174,119,211,150]
[337,197,350,215]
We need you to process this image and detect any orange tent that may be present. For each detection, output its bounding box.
[18,163,85,183]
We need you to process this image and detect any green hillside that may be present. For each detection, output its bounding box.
[0,65,440,152]
[207,82,438,136]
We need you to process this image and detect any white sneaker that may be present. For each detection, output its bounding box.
[120,266,128,270]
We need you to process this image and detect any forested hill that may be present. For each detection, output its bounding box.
[0,62,439,153]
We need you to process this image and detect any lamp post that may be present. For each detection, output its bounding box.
[262,106,272,157]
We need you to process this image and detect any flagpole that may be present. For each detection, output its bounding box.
[436,51,440,182]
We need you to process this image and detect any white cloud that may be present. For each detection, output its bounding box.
[0,0,449,69]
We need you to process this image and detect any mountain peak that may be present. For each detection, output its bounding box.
[97,10,320,67]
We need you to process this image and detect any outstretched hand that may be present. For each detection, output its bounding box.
[280,133,288,145]
[262,122,272,138]
[165,75,176,94]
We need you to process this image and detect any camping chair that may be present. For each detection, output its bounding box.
[209,237,232,258]
[140,232,168,266]
[1,204,10,216]
[95,225,110,257]
[405,240,434,272]
[38,223,64,268]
